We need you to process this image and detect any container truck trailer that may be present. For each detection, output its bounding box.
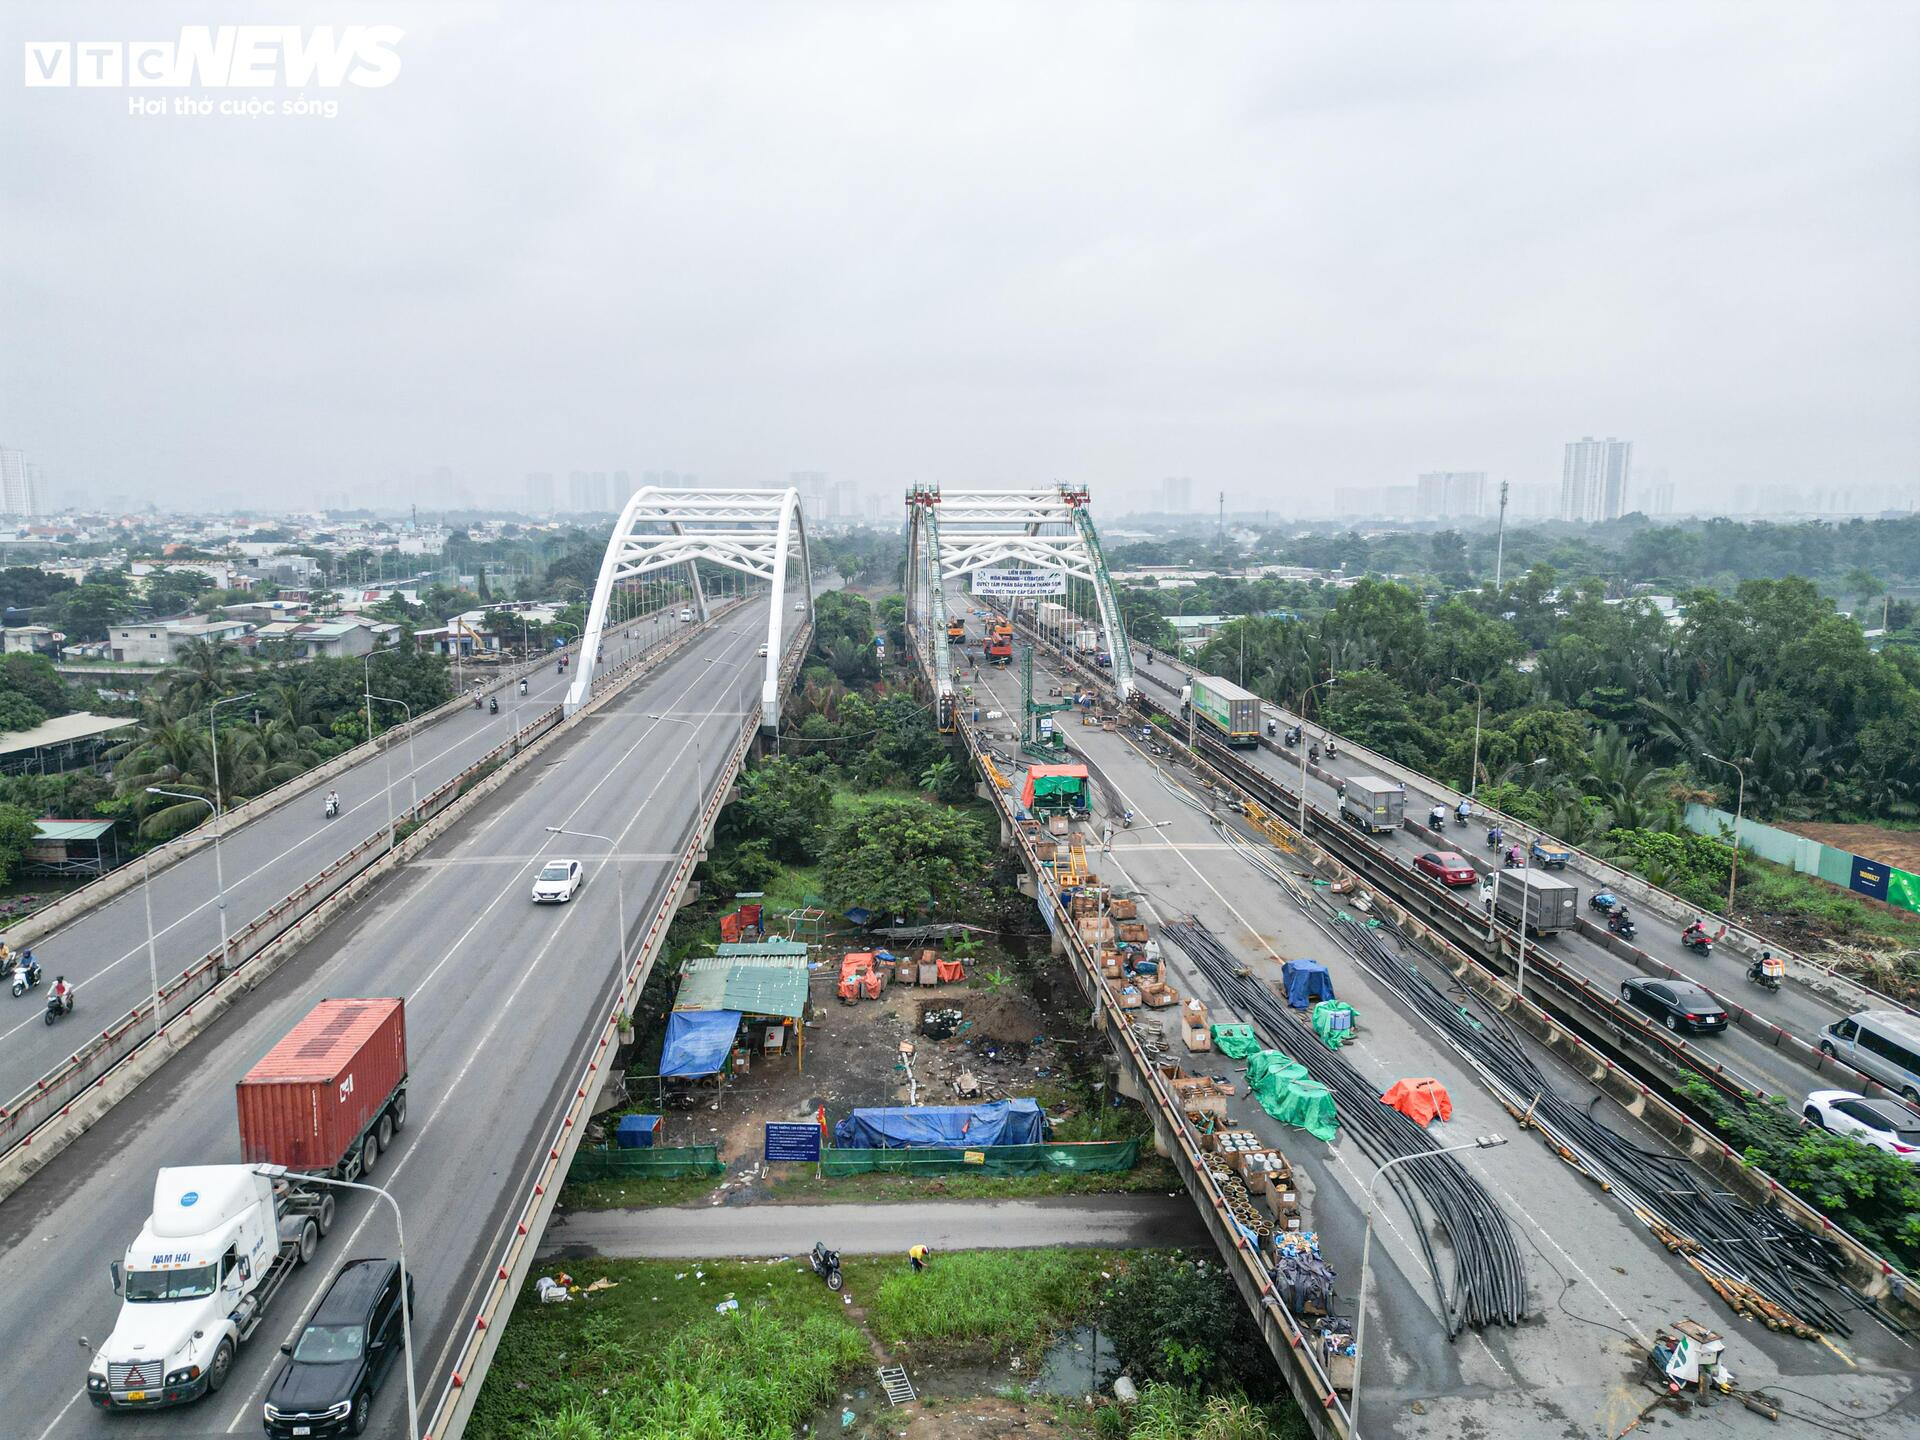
[1340,776,1405,834]
[1493,870,1579,937]
[84,999,408,1413]
[1181,675,1263,747]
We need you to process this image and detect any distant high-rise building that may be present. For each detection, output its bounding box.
[790,470,829,520]
[1159,476,1193,514]
[1638,468,1674,516]
[568,470,594,512]
[525,472,555,513]
[1332,485,1419,518]
[2,447,41,517]
[1561,438,1632,522]
[611,470,631,511]
[1416,471,1486,519]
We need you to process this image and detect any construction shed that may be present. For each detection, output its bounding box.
[663,950,810,1076]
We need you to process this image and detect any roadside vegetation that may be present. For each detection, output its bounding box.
[851,1248,1117,1355]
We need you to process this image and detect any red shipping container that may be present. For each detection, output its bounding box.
[236,998,408,1174]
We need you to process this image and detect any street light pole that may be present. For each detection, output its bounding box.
[1702,751,1748,914]
[1351,1135,1509,1439]
[1451,676,1484,800]
[367,694,419,817]
[1296,676,1338,836]
[206,691,257,816]
[546,827,627,972]
[251,1166,417,1440]
[147,787,230,969]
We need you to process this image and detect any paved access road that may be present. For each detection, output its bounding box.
[540,1194,1210,1260]
[951,624,1915,1440]
[0,611,682,1102]
[0,602,779,1440]
[1113,641,1864,1102]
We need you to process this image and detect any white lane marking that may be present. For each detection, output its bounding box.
[217,627,762,1433]
[410,854,681,867]
[0,624,685,1051]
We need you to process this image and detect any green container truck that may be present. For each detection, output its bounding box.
[1182,675,1262,747]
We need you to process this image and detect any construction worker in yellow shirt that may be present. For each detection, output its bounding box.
[909,1244,931,1273]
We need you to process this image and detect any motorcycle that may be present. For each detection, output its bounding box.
[1681,925,1715,957]
[1122,809,1134,828]
[1325,740,1339,758]
[519,678,529,695]
[1283,728,1300,749]
[1429,808,1448,830]
[10,957,42,998]
[1502,846,1524,869]
[324,795,340,820]
[1486,828,1506,852]
[809,1241,843,1292]
[489,696,499,714]
[45,987,74,1025]
[1590,891,1619,915]
[1308,744,1320,764]
[473,694,484,710]
[1747,953,1783,992]
[1607,911,1637,941]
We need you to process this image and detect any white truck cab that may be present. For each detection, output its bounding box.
[87,1166,322,1411]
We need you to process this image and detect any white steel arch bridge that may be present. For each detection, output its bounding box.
[566,486,814,728]
[905,483,1135,728]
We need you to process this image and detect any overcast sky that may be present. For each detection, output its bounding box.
[4,1,1916,517]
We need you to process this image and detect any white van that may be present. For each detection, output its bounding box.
[1820,1010,1920,1106]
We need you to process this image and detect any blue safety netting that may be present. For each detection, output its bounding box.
[1282,959,1334,1010]
[833,1098,1049,1149]
[660,1010,743,1077]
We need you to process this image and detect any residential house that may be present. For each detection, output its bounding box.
[107,618,254,666]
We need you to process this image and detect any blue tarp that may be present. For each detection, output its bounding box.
[1282,959,1334,1010]
[660,1010,743,1077]
[615,1114,661,1148]
[833,1099,1050,1150]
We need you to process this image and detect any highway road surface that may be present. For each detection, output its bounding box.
[949,609,1916,1440]
[0,601,780,1440]
[0,609,681,1104]
[540,1194,1210,1260]
[1121,639,1874,1104]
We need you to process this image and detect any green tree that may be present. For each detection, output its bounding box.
[46,582,132,642]
[820,798,988,917]
[0,654,73,717]
[1099,1253,1279,1400]
[0,802,39,887]
[716,759,833,865]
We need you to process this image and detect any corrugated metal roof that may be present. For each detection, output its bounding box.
[34,819,114,841]
[714,940,809,958]
[674,955,809,1018]
[0,713,136,758]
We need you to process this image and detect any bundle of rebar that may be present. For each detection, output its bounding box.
[1161,919,1531,1337]
[1308,901,1866,1338]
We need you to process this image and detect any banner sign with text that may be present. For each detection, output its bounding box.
[972,568,1067,597]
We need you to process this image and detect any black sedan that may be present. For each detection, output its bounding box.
[264,1258,413,1438]
[1621,977,1729,1034]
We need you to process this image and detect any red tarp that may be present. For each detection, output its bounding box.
[719,913,742,943]
[838,952,876,1002]
[1380,1078,1452,1128]
[935,958,966,983]
[1019,763,1090,811]
[739,903,763,933]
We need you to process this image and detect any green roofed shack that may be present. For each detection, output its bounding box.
[673,952,811,1070]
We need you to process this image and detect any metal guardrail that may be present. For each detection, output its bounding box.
[911,628,1355,1437]
[0,605,732,1174]
[420,625,801,1440]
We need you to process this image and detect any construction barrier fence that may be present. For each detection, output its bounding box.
[568,1145,725,1181]
[1685,803,1920,916]
[819,1137,1142,1177]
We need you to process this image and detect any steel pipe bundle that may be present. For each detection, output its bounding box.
[1161,919,1531,1337]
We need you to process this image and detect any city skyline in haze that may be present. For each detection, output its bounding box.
[4,3,1916,518]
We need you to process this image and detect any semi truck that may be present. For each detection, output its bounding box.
[1181,674,1263,747]
[85,998,407,1413]
[1340,776,1405,834]
[1493,870,1579,937]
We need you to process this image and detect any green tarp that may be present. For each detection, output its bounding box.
[1244,1050,1338,1141]
[821,1138,1141,1177]
[1311,1001,1358,1050]
[568,1145,725,1182]
[1211,1024,1262,1059]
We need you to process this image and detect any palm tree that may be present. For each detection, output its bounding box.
[164,636,249,714]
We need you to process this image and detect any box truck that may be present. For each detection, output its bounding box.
[85,999,407,1413]
[1493,870,1578,937]
[1182,675,1262,747]
[1340,776,1405,834]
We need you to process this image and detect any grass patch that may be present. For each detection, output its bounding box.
[558,1174,724,1210]
[849,1247,1120,1355]
[1736,856,1920,947]
[467,1257,867,1440]
[763,1154,1183,1204]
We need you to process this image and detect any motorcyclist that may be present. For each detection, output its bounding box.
[1505,844,1524,868]
[1456,797,1471,822]
[1682,918,1710,946]
[14,950,40,988]
[1122,808,1134,828]
[1487,824,1505,849]
[49,975,72,1013]
[1429,804,1448,829]
[1267,719,1277,737]
[489,695,499,714]
[324,789,341,818]
[519,677,529,695]
[1608,906,1632,933]
[1325,738,1339,758]
[1308,742,1320,763]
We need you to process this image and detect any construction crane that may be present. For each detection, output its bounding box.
[1020,644,1075,760]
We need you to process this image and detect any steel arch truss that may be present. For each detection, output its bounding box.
[906,484,1135,709]
[566,487,813,727]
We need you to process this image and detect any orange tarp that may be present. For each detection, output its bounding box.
[1381,1078,1453,1128]
[838,952,876,1003]
[719,913,742,943]
[935,959,966,983]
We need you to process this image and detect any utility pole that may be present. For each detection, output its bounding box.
[1493,480,1509,591]
[1216,491,1225,548]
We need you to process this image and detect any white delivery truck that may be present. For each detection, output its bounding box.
[85,1167,334,1409]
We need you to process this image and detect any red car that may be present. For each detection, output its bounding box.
[1413,850,1478,887]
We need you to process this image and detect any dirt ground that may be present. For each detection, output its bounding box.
[1777,821,1920,873]
[645,965,1070,1203]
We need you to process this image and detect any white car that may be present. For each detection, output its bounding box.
[1802,1089,1920,1161]
[679,608,694,622]
[757,643,769,657]
[531,859,584,903]
[793,600,806,611]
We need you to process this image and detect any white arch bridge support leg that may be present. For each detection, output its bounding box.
[565,487,814,729]
[906,484,1134,707]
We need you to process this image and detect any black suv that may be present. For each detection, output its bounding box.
[263,1258,413,1438]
